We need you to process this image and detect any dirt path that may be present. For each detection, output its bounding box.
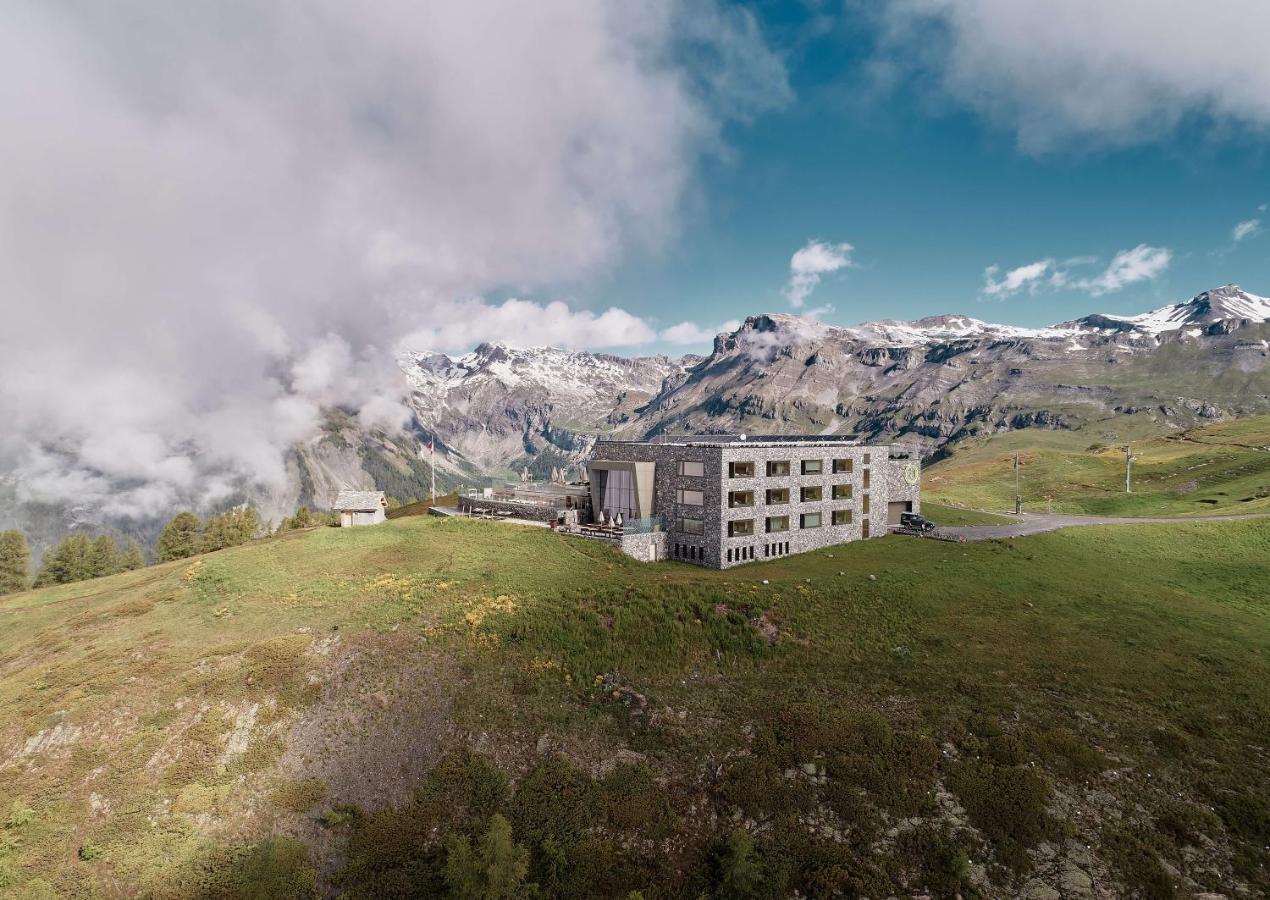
[931,511,1270,541]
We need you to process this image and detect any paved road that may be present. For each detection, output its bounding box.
[930,511,1270,542]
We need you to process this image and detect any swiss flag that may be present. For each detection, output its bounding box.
[427,437,434,453]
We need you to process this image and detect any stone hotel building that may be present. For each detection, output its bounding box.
[587,435,921,569]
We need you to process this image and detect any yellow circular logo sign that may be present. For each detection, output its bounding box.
[902,463,920,485]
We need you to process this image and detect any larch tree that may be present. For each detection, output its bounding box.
[119,541,146,571]
[87,535,120,578]
[156,512,202,562]
[0,530,30,594]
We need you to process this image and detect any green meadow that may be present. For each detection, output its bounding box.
[924,414,1270,517]
[1,509,1267,898]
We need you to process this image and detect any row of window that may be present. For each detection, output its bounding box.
[727,509,857,536]
[676,484,861,507]
[725,456,870,478]
[674,543,704,561]
[676,497,870,537]
[727,545,756,563]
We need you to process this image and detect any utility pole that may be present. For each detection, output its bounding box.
[1014,451,1022,515]
[1123,444,1133,493]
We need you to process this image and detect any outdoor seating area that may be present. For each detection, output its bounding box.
[465,506,517,521]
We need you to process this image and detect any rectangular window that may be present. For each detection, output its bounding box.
[800,485,822,502]
[800,512,822,529]
[765,515,789,533]
[832,458,853,474]
[863,453,871,465]
[726,548,732,563]
[596,468,637,521]
[766,460,791,477]
[801,459,823,475]
[728,490,754,508]
[728,461,754,478]
[679,460,704,477]
[677,517,704,535]
[832,509,852,526]
[862,494,870,514]
[765,487,789,505]
[863,468,871,489]
[862,519,870,539]
[832,483,852,500]
[676,488,704,506]
[784,541,789,555]
[728,519,754,537]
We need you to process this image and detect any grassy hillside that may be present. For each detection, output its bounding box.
[924,414,1270,517]
[1,516,1267,898]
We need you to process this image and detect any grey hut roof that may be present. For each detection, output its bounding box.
[332,490,386,511]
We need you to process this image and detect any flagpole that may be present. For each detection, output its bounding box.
[430,435,436,503]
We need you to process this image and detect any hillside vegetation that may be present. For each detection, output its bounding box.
[1,512,1267,898]
[924,414,1270,517]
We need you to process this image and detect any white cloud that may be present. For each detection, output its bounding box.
[0,1,787,523]
[402,298,658,352]
[878,0,1270,151]
[659,319,742,345]
[1232,218,1262,242]
[1075,245,1172,296]
[784,240,855,308]
[981,245,1171,298]
[981,259,1054,298]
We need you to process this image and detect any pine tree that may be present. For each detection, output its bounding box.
[0,530,30,595]
[119,541,146,571]
[87,535,120,578]
[714,829,761,900]
[156,512,202,562]
[203,507,261,551]
[292,507,312,529]
[444,814,530,900]
[35,534,94,586]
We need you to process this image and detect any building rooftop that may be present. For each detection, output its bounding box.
[597,434,882,449]
[332,490,386,511]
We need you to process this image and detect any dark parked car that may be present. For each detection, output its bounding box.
[899,512,936,533]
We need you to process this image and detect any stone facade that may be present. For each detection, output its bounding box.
[588,437,920,569]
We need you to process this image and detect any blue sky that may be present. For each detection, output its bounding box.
[586,2,1270,350]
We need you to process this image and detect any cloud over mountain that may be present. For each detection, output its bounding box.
[0,1,786,520]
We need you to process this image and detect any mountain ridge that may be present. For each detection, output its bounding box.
[395,284,1269,479]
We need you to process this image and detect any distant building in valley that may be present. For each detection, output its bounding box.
[332,490,388,527]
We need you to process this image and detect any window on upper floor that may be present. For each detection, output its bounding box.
[800,512,822,529]
[800,485,822,502]
[801,459,823,475]
[766,460,791,477]
[765,487,789,505]
[729,461,754,478]
[679,460,705,477]
[676,488,704,506]
[728,490,754,508]
[765,515,789,533]
[832,483,852,500]
[833,458,853,474]
[832,509,852,526]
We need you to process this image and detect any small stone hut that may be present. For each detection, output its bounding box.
[332,490,387,527]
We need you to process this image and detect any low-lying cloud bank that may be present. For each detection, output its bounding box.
[0,1,787,521]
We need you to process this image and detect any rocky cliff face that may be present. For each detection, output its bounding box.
[402,285,1270,469]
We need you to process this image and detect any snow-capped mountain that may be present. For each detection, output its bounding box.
[395,285,1269,475]
[397,343,694,475]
